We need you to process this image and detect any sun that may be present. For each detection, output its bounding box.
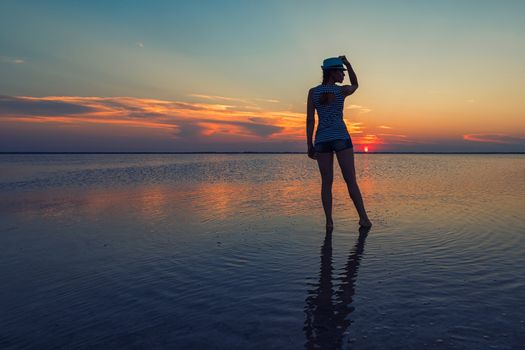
[364,146,369,153]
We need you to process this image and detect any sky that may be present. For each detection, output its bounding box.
[1,0,524,152]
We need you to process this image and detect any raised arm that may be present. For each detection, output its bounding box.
[306,88,317,159]
[339,55,359,97]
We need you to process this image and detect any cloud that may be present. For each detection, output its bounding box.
[1,56,25,64]
[136,42,144,48]
[173,120,203,138]
[463,133,525,144]
[0,95,95,116]
[189,94,248,103]
[354,134,382,145]
[253,98,279,103]
[378,125,392,129]
[378,133,416,144]
[0,95,295,142]
[191,118,283,138]
[347,122,364,134]
[248,116,275,124]
[377,133,407,138]
[189,93,279,105]
[345,104,371,114]
[229,121,282,137]
[351,132,418,146]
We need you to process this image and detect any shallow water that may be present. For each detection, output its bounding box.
[1,154,524,349]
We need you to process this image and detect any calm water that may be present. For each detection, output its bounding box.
[1,154,524,349]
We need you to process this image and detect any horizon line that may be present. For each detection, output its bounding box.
[1,151,524,155]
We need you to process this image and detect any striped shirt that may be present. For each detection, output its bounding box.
[312,84,351,145]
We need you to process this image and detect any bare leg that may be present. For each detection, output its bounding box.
[335,148,372,227]
[316,152,334,232]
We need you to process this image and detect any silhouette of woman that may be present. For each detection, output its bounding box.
[306,55,372,231]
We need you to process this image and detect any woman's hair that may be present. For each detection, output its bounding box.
[319,69,334,106]
[321,69,331,85]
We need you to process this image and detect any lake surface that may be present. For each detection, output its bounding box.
[1,154,524,349]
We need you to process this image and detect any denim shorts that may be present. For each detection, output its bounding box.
[314,138,353,153]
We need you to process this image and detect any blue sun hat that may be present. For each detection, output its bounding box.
[321,57,346,71]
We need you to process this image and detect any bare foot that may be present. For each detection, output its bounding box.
[359,218,372,228]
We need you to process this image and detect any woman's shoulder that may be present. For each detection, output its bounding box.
[311,84,328,91]
[309,85,322,96]
[312,84,342,90]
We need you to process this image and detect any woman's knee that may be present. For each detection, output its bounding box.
[321,176,333,187]
[344,175,357,187]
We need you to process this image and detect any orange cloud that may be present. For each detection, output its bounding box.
[0,95,299,141]
[344,104,371,114]
[350,132,419,148]
[347,122,364,134]
[463,133,525,144]
[377,133,416,144]
[354,134,383,145]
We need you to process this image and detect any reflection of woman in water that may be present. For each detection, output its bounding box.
[306,55,372,230]
[304,227,370,349]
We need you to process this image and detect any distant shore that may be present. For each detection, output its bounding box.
[1,152,524,155]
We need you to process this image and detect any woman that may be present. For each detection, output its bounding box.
[306,55,372,231]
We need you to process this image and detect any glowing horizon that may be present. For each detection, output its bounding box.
[1,93,523,152]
